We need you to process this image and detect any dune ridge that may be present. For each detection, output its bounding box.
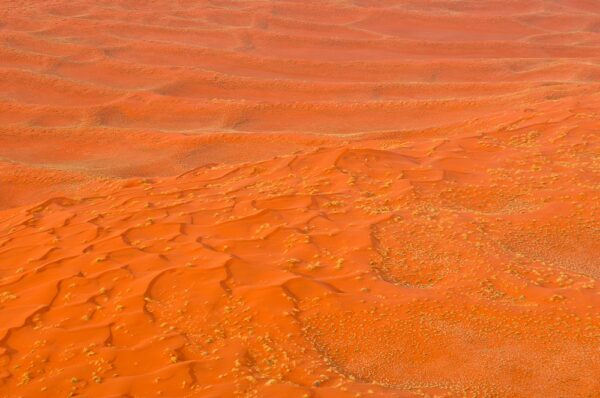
[3,0,600,207]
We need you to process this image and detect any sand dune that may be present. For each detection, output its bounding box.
[0,1,599,397]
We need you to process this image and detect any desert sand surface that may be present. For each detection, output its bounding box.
[0,0,599,397]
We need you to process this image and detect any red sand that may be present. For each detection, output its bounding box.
[0,1,599,397]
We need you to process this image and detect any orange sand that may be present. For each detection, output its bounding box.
[0,1,599,397]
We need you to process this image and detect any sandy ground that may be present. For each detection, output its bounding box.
[0,1,599,397]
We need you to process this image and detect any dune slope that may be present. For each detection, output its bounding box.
[1,107,599,397]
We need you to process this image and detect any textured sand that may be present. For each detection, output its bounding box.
[0,1,599,397]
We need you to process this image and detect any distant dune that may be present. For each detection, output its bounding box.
[0,1,599,397]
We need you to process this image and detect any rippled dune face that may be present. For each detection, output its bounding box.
[0,1,599,397]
